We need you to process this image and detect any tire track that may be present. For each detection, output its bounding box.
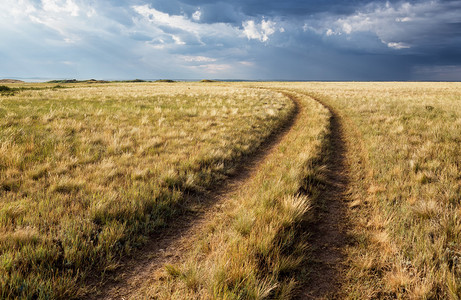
[295,94,352,299]
[84,91,300,300]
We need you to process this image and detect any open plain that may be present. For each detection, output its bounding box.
[0,81,460,299]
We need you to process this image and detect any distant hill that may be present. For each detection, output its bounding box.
[154,79,175,83]
[0,79,24,83]
[200,79,219,82]
[46,79,110,83]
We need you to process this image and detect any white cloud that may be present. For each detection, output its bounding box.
[181,56,217,62]
[243,20,259,40]
[302,22,325,34]
[188,64,232,74]
[341,22,352,34]
[243,19,277,42]
[172,35,186,45]
[396,17,412,22]
[192,9,201,21]
[261,19,276,36]
[133,5,197,33]
[314,0,461,50]
[0,0,120,45]
[42,0,80,17]
[0,0,36,21]
[387,42,410,49]
[132,4,241,47]
[239,61,254,66]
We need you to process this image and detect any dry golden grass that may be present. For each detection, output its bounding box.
[2,81,460,299]
[292,82,461,299]
[0,82,294,298]
[135,91,331,299]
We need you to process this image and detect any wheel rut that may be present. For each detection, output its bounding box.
[84,92,301,300]
[296,94,352,299]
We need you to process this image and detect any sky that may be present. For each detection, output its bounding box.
[1,0,461,81]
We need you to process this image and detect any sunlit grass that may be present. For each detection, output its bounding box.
[3,81,459,299]
[0,82,294,298]
[295,82,461,299]
[138,90,331,299]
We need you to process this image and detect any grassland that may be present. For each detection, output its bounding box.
[129,91,330,299]
[0,83,294,298]
[1,81,460,299]
[290,82,461,299]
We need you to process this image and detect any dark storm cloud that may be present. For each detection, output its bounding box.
[0,0,460,80]
[180,0,376,18]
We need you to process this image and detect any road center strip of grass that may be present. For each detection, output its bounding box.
[138,91,331,299]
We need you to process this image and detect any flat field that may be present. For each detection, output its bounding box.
[301,82,461,299]
[0,82,294,298]
[1,82,460,299]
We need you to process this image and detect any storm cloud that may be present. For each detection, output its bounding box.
[0,0,460,80]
